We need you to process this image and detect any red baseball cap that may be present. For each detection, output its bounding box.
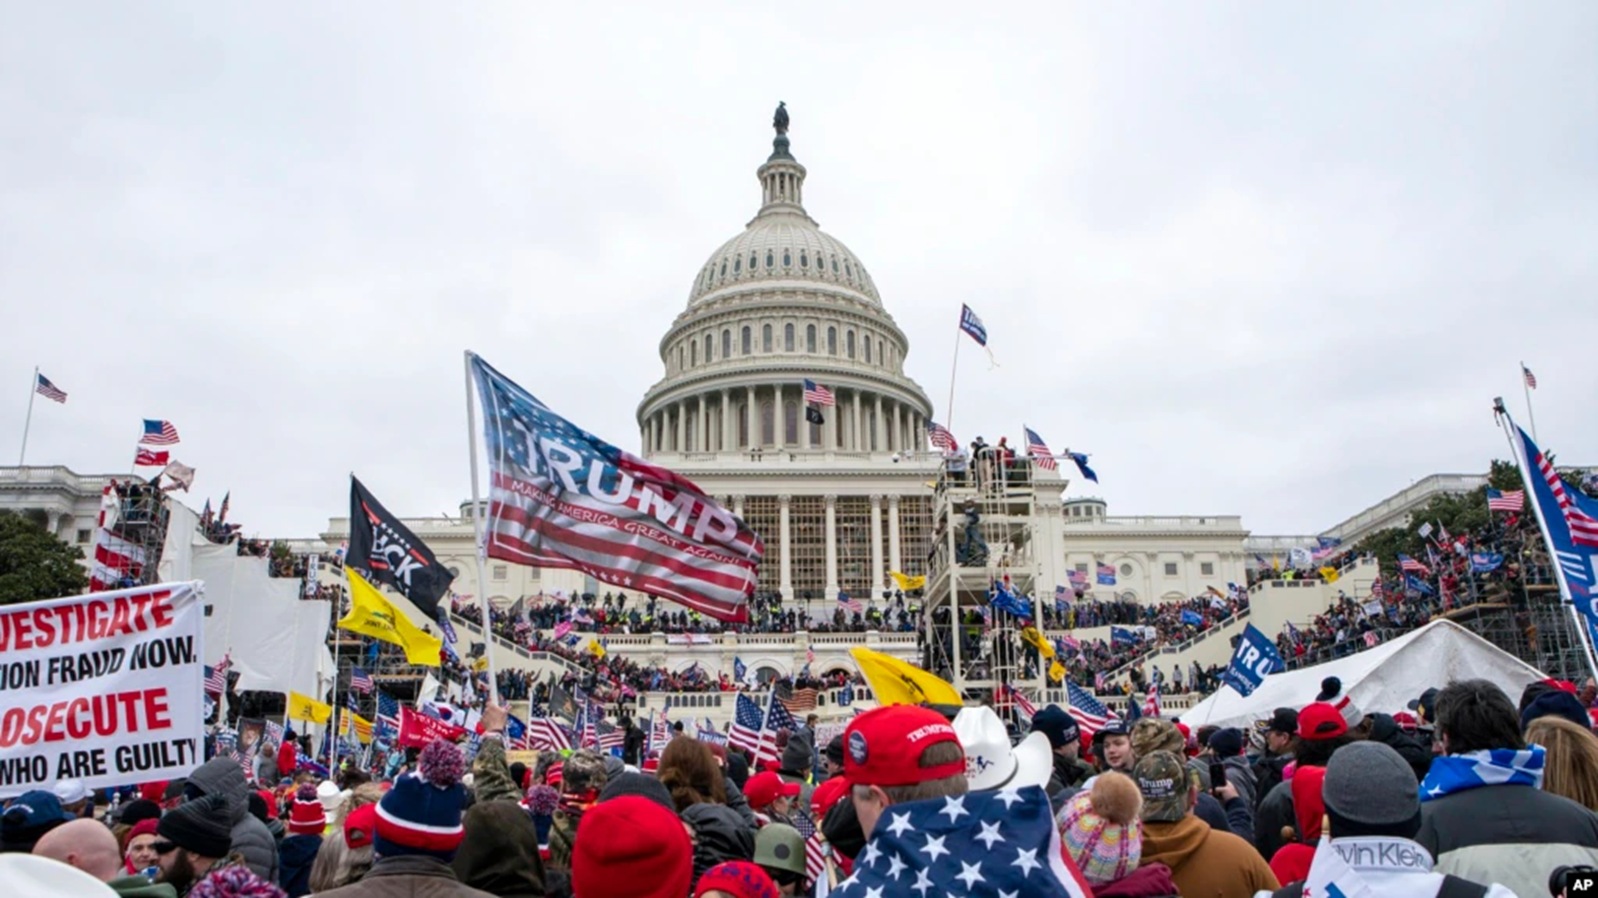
[811,777,848,818]
[743,772,801,810]
[1298,702,1348,741]
[843,705,965,787]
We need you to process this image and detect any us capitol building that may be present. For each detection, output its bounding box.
[2,107,1465,702]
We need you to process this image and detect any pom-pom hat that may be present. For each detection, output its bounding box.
[375,739,468,860]
[1058,772,1143,886]
[288,783,327,835]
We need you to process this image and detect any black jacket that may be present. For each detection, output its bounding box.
[1366,712,1434,781]
[453,800,547,897]
[682,803,755,885]
[1250,751,1292,814]
[277,833,320,898]
[1418,782,1598,898]
[1046,753,1094,797]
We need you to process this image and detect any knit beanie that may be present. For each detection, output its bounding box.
[599,772,675,813]
[129,818,161,841]
[157,794,233,859]
[374,739,468,861]
[695,861,781,898]
[780,731,812,773]
[1520,689,1591,733]
[287,783,328,835]
[1316,677,1363,729]
[1057,772,1143,886]
[185,865,288,898]
[570,795,693,898]
[1322,741,1422,839]
[119,798,163,826]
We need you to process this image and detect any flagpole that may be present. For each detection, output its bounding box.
[1496,407,1598,680]
[328,619,342,774]
[945,325,961,438]
[18,366,37,465]
[462,351,501,703]
[1521,361,1538,444]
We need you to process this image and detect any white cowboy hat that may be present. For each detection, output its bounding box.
[0,853,116,898]
[953,706,1053,792]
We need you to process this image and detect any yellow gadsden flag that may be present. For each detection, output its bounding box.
[1049,659,1067,683]
[341,569,443,666]
[1319,566,1341,584]
[889,571,927,592]
[1020,626,1055,659]
[849,646,961,707]
[586,639,607,660]
[286,691,332,725]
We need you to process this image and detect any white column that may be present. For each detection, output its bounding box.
[778,385,788,446]
[872,394,884,453]
[895,402,906,453]
[675,402,685,452]
[721,388,732,452]
[697,395,706,452]
[852,391,863,451]
[734,495,745,518]
[870,495,884,597]
[888,495,902,577]
[746,386,757,449]
[779,495,792,598]
[825,495,838,597]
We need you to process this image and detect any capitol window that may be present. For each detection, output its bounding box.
[831,256,838,273]
[1164,562,1178,577]
[1120,563,1133,577]
[800,251,808,268]
[784,323,795,351]
[878,340,885,367]
[1202,562,1215,576]
[863,337,871,364]
[678,347,684,370]
[750,253,757,270]
[723,329,731,358]
[704,334,712,362]
[741,326,752,355]
[734,257,741,273]
[762,323,772,353]
[719,260,726,278]
[493,565,507,581]
[766,251,774,268]
[846,330,856,359]
[691,342,697,366]
[806,324,817,352]
[783,250,791,267]
[827,327,837,355]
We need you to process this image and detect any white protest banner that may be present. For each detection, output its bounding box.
[0,581,205,798]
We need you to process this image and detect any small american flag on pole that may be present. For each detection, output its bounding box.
[34,374,67,404]
[139,419,181,445]
[792,811,828,883]
[1066,680,1114,740]
[728,693,764,754]
[349,666,374,694]
[838,591,863,614]
[1397,554,1431,575]
[801,378,836,407]
[1024,426,1057,471]
[926,421,957,454]
[1487,488,1525,513]
[204,655,230,695]
[1523,364,1537,389]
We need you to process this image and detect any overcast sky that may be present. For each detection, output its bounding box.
[4,2,1594,540]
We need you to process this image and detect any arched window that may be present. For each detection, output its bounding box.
[719,260,726,278]
[722,329,731,359]
[846,330,856,359]
[878,340,885,367]
[760,400,775,446]
[831,256,838,273]
[678,347,684,371]
[784,323,795,351]
[827,327,837,356]
[734,257,742,273]
[750,253,758,271]
[737,404,749,448]
[800,251,808,268]
[782,250,791,267]
[741,326,752,355]
[863,337,871,364]
[784,397,799,445]
[806,324,817,353]
[762,324,773,353]
[766,251,774,269]
[704,333,712,362]
[690,342,697,366]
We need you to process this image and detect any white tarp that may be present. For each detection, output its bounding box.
[194,545,333,699]
[1183,620,1545,730]
[0,582,206,797]
[155,499,202,584]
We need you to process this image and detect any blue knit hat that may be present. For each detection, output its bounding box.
[1521,690,1591,734]
[374,739,468,860]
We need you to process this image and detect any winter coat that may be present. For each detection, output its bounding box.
[1094,863,1180,897]
[277,741,298,779]
[453,800,546,898]
[1048,753,1096,797]
[1365,712,1434,781]
[186,756,279,883]
[547,807,581,874]
[1192,791,1254,847]
[1253,779,1295,861]
[107,875,178,898]
[468,736,521,804]
[1418,782,1598,898]
[314,855,497,898]
[1249,751,1291,814]
[682,802,756,884]
[1221,754,1259,810]
[276,833,320,898]
[255,753,278,786]
[723,776,758,830]
[1265,836,1516,898]
[1140,813,1279,898]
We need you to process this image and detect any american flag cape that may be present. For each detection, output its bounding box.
[469,354,763,622]
[88,484,147,592]
[728,693,764,754]
[836,786,1091,897]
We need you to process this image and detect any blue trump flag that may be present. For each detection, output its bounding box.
[1180,609,1204,626]
[1221,623,1284,697]
[1514,423,1598,624]
[1110,626,1137,646]
[1405,574,1435,596]
[1470,552,1504,573]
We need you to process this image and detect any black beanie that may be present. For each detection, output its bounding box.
[157,794,233,858]
[119,798,163,826]
[598,772,674,812]
[245,791,270,825]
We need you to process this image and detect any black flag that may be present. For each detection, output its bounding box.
[805,406,825,426]
[348,476,455,618]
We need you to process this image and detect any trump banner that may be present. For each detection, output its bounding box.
[469,353,764,622]
[1220,623,1284,697]
[0,581,205,798]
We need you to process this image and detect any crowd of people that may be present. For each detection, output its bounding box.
[20,668,1598,897]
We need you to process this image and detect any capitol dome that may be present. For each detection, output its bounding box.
[637,106,934,464]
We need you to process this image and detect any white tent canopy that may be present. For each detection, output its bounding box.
[1183,620,1546,731]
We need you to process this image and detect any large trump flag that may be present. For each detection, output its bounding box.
[468,353,763,622]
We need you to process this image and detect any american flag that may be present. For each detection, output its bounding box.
[139,418,181,445]
[958,303,988,346]
[1488,488,1525,513]
[926,420,957,454]
[348,666,374,694]
[1096,562,1116,585]
[87,485,146,593]
[729,693,765,754]
[838,591,863,614]
[1066,680,1114,740]
[505,713,531,750]
[791,810,828,883]
[779,687,819,716]
[596,719,625,751]
[837,786,1091,897]
[203,655,230,695]
[375,692,400,739]
[528,715,574,752]
[758,692,797,765]
[1532,440,1598,547]
[213,730,239,763]
[1397,554,1431,575]
[34,374,67,404]
[133,448,169,467]
[1023,426,1058,471]
[1523,364,1537,389]
[647,707,671,756]
[1067,569,1087,588]
[1143,681,1160,718]
[469,355,763,623]
[999,683,1038,721]
[802,378,836,407]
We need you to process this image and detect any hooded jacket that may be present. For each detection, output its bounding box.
[1221,753,1259,810]
[276,833,321,898]
[1254,779,1295,861]
[1140,813,1279,898]
[452,800,546,898]
[187,757,279,882]
[1092,863,1180,898]
[682,802,756,884]
[1048,752,1096,796]
[313,855,497,898]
